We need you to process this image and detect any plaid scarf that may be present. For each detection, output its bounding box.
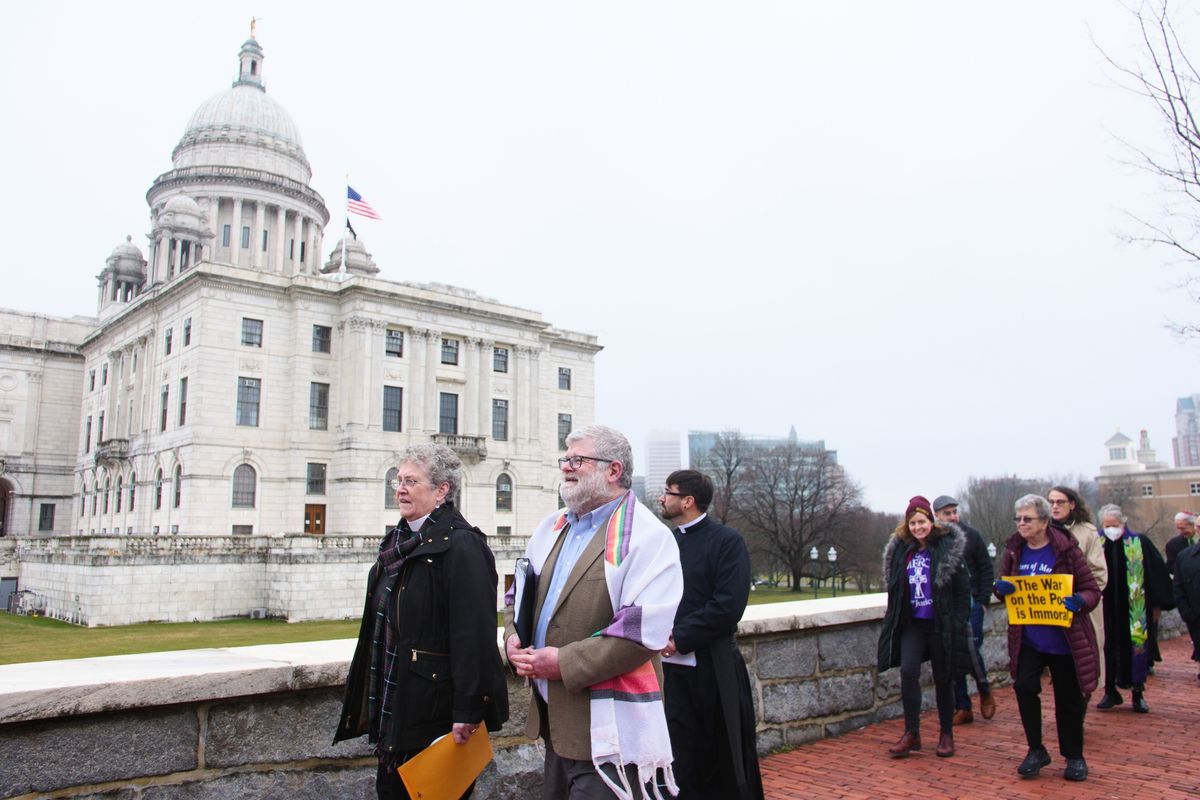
[1123,534,1149,684]
[368,519,423,748]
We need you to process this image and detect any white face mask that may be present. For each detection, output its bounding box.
[1103,526,1124,541]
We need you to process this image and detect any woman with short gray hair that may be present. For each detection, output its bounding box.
[336,443,509,799]
[993,494,1100,781]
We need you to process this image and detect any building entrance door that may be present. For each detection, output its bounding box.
[304,504,325,535]
[0,478,11,537]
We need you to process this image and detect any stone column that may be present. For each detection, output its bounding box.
[173,238,183,277]
[291,213,304,275]
[408,329,428,431]
[425,332,440,433]
[465,338,481,436]
[231,199,244,266]
[274,206,286,272]
[314,228,325,273]
[478,339,493,439]
[513,347,529,443]
[209,195,221,243]
[528,346,542,446]
[253,202,266,269]
[132,335,148,436]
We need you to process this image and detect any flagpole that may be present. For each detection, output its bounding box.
[341,172,349,275]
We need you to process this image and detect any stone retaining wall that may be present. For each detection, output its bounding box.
[0,596,1184,799]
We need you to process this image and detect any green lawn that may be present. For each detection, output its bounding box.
[0,588,872,666]
[0,613,359,666]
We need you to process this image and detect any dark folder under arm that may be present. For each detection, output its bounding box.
[513,557,537,647]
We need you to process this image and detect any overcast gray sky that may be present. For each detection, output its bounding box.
[3,1,1199,512]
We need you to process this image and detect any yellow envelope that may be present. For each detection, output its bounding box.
[397,728,494,800]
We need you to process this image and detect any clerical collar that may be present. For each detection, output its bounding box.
[678,513,707,533]
[404,505,440,534]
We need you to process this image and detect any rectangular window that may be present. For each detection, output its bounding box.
[300,241,306,263]
[289,239,295,259]
[493,347,508,373]
[236,377,261,427]
[1142,484,1154,497]
[558,367,572,390]
[441,338,459,365]
[38,503,55,532]
[261,229,269,252]
[164,327,173,355]
[84,415,92,453]
[88,369,95,391]
[241,226,251,249]
[312,324,332,353]
[1191,482,1200,496]
[241,318,263,347]
[306,463,327,495]
[383,386,403,432]
[178,377,188,426]
[492,399,508,441]
[385,329,404,358]
[309,382,329,430]
[132,351,137,373]
[102,363,108,385]
[98,411,105,442]
[557,413,572,450]
[183,318,192,346]
[497,526,512,536]
[439,392,459,435]
[159,385,169,432]
[232,524,254,536]
[222,224,231,247]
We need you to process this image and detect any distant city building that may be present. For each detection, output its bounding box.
[0,33,599,625]
[1097,428,1192,539]
[644,430,681,497]
[688,426,835,470]
[1173,395,1200,467]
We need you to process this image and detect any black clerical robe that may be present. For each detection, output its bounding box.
[664,515,763,800]
[1101,529,1173,688]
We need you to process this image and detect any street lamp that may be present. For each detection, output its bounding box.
[809,546,819,599]
[827,546,839,597]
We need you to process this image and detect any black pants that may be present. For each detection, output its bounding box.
[899,620,954,735]
[1013,645,1085,760]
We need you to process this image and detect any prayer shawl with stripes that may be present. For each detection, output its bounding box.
[527,490,683,799]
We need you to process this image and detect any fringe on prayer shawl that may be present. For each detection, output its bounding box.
[590,661,679,799]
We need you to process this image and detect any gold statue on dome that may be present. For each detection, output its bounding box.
[250,17,260,38]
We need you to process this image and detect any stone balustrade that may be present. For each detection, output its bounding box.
[0,595,1183,798]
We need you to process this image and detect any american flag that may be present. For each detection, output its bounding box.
[347,186,382,220]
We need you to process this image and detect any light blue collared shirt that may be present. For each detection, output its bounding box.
[531,493,625,699]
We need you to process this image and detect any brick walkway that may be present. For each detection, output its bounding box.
[761,635,1200,799]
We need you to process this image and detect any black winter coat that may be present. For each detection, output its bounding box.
[877,524,973,681]
[334,503,508,756]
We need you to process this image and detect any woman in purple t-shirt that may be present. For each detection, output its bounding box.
[877,495,973,759]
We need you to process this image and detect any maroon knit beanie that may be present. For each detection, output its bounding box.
[905,495,933,522]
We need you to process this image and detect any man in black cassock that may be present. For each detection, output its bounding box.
[659,469,763,800]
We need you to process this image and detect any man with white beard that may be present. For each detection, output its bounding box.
[506,425,683,799]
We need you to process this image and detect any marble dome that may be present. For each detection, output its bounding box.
[170,38,312,184]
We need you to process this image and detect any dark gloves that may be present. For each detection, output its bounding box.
[994,579,1016,597]
[1062,593,1085,613]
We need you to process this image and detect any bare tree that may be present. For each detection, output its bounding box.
[835,507,900,593]
[957,474,1045,552]
[697,430,749,525]
[734,445,864,591]
[1104,0,1200,329]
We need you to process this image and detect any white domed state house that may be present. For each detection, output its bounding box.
[0,35,599,625]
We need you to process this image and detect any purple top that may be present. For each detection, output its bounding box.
[907,549,934,620]
[1017,541,1069,655]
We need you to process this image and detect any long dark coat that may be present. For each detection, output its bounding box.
[665,515,763,800]
[877,523,973,681]
[1101,528,1173,687]
[334,502,508,756]
[998,526,1101,696]
[1172,542,1200,661]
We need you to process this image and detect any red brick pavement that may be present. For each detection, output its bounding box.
[761,635,1200,799]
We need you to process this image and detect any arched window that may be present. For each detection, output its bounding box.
[116,477,123,513]
[129,472,136,512]
[79,483,86,517]
[496,473,513,512]
[232,464,257,508]
[385,467,399,508]
[173,466,182,509]
[154,468,163,510]
[103,478,111,513]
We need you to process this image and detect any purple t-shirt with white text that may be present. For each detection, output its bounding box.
[907,549,934,620]
[1017,542,1069,655]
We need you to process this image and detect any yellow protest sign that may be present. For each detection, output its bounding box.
[1003,574,1075,628]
